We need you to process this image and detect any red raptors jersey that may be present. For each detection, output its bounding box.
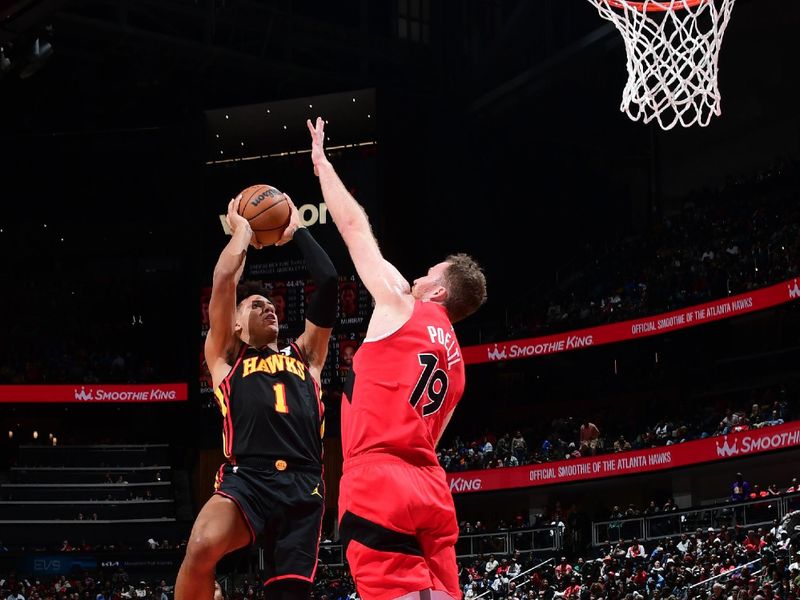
[341,300,464,466]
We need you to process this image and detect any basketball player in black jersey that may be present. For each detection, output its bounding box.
[175,194,338,600]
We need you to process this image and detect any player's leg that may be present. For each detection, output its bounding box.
[339,464,435,600]
[390,589,460,600]
[175,494,252,600]
[266,472,325,591]
[418,514,461,600]
[422,545,462,600]
[344,535,434,600]
[416,467,462,600]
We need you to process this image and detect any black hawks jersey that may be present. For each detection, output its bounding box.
[214,342,324,469]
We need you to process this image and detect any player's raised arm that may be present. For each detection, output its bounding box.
[277,196,338,382]
[307,117,410,309]
[205,197,256,388]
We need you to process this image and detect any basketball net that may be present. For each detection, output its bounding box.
[586,0,736,130]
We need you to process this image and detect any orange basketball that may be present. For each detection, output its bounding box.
[236,184,291,246]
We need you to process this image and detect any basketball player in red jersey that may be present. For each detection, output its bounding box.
[175,194,338,600]
[307,117,487,600]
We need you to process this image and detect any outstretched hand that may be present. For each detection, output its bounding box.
[306,117,327,176]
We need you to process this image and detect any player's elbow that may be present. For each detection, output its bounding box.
[319,258,338,291]
[337,205,372,238]
[307,274,338,329]
[320,273,339,307]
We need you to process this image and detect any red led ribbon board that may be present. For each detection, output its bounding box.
[447,420,800,494]
[0,383,189,403]
[463,277,800,365]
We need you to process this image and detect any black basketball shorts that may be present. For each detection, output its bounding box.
[215,461,325,586]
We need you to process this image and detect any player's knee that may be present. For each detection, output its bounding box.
[185,528,226,569]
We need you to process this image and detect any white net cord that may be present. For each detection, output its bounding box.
[586,0,736,130]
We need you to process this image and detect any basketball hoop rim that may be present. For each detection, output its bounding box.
[604,0,707,12]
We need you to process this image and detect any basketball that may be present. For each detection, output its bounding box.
[236,184,291,246]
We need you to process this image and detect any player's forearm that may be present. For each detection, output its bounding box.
[293,227,338,328]
[213,224,252,283]
[315,160,372,241]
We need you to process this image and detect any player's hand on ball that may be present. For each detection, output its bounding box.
[226,195,262,249]
[306,117,327,176]
[275,194,302,247]
[225,195,248,233]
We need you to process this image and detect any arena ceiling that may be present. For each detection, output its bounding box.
[0,0,616,130]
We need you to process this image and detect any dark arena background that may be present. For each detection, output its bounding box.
[1,1,799,599]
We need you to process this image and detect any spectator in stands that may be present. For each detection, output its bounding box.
[627,538,646,560]
[485,554,499,577]
[213,581,224,600]
[767,483,782,497]
[624,503,641,518]
[5,584,25,600]
[496,433,510,457]
[749,403,763,426]
[508,556,522,578]
[613,435,631,453]
[744,529,767,555]
[579,420,600,456]
[790,553,800,573]
[719,409,737,434]
[643,500,660,516]
[511,431,527,462]
[562,576,581,599]
[554,556,573,583]
[731,472,751,502]
[749,483,769,501]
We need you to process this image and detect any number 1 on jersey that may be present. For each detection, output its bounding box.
[273,383,289,413]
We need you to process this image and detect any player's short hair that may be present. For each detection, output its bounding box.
[441,253,487,323]
[236,280,271,311]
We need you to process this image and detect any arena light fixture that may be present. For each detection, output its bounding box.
[0,47,11,73]
[19,36,53,80]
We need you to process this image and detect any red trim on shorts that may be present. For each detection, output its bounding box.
[214,490,256,545]
[214,464,225,491]
[263,573,314,586]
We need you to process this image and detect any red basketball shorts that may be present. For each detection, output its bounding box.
[338,454,461,600]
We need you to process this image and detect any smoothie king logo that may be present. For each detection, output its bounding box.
[715,428,800,458]
[449,477,483,492]
[789,279,800,299]
[74,387,93,401]
[487,344,508,361]
[73,386,178,401]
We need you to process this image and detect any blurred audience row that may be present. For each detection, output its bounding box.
[439,387,794,473]
[507,158,800,340]
[3,518,799,599]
